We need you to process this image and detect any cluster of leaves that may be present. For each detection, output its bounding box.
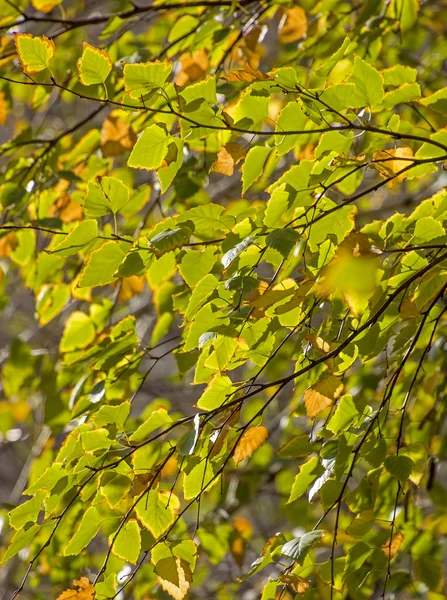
[0,0,447,599]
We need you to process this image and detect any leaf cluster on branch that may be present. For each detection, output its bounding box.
[0,0,447,599]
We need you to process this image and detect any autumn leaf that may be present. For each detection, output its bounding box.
[372,147,414,187]
[0,233,18,257]
[0,91,7,126]
[303,376,343,419]
[176,49,209,86]
[382,532,404,558]
[211,142,246,176]
[14,33,55,74]
[100,112,137,157]
[155,556,192,600]
[279,7,308,43]
[223,64,271,83]
[119,276,145,302]
[233,426,268,466]
[56,577,95,600]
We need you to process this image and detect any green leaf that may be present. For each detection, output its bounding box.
[24,463,65,495]
[287,457,321,503]
[275,101,307,156]
[123,60,172,100]
[183,459,215,500]
[385,455,413,482]
[157,138,184,192]
[179,246,216,287]
[79,241,129,288]
[326,395,359,435]
[266,229,300,258]
[280,530,324,564]
[196,374,234,411]
[129,408,173,443]
[381,83,421,109]
[221,237,255,269]
[128,125,173,171]
[51,220,98,257]
[78,42,112,86]
[346,509,375,537]
[242,146,272,194]
[149,224,193,257]
[14,33,55,74]
[382,64,417,86]
[1,523,39,563]
[151,539,197,570]
[413,216,445,241]
[93,402,131,429]
[81,428,111,453]
[185,273,219,319]
[83,176,130,217]
[135,490,175,538]
[110,519,141,564]
[63,506,102,555]
[347,56,384,106]
[60,311,96,352]
[9,490,46,530]
[101,473,133,508]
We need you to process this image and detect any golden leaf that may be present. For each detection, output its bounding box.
[279,7,308,43]
[382,531,404,559]
[176,49,209,86]
[223,64,271,83]
[155,556,192,600]
[373,147,413,187]
[0,232,18,257]
[279,573,309,593]
[304,376,343,419]
[101,112,137,157]
[0,91,7,126]
[233,425,268,466]
[230,535,245,567]
[211,142,246,177]
[31,0,62,12]
[119,276,145,302]
[56,577,95,600]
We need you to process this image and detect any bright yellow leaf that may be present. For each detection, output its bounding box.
[304,376,343,419]
[0,91,7,126]
[56,577,94,600]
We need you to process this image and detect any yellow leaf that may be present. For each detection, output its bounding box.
[56,577,95,600]
[155,556,192,600]
[304,376,343,419]
[175,49,209,86]
[101,112,137,157]
[382,531,404,559]
[0,233,18,257]
[211,142,246,176]
[0,91,7,126]
[372,147,413,187]
[279,573,309,593]
[230,535,245,566]
[119,276,145,302]
[279,7,308,43]
[31,0,62,12]
[14,33,55,74]
[223,64,271,83]
[233,426,268,466]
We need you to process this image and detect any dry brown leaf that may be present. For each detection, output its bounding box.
[176,49,209,86]
[0,91,7,126]
[224,64,271,83]
[372,147,413,187]
[233,425,268,466]
[101,112,137,157]
[279,7,308,43]
[211,142,246,176]
[155,556,192,600]
[56,577,95,600]
[382,532,404,559]
[0,232,18,257]
[304,376,343,419]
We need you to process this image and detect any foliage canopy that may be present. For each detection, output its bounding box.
[0,0,447,599]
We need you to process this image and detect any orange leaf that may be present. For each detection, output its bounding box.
[119,276,145,302]
[382,531,404,559]
[101,112,137,157]
[175,49,209,86]
[279,7,308,43]
[303,376,343,419]
[233,426,268,466]
[230,535,245,566]
[223,64,271,83]
[0,232,18,257]
[372,147,413,187]
[0,91,7,126]
[211,142,246,176]
[56,577,95,600]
